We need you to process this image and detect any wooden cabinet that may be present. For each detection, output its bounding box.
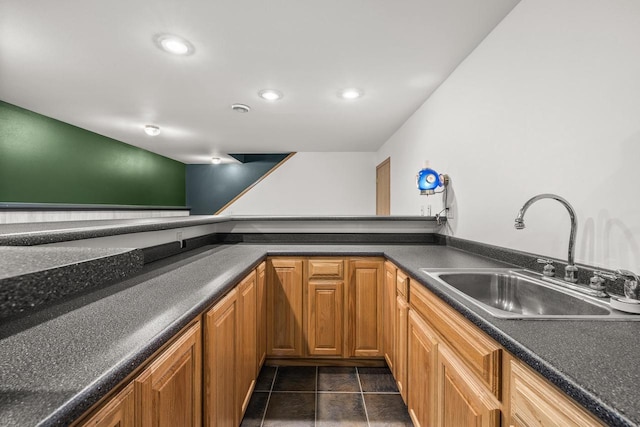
[409,279,502,427]
[238,270,257,417]
[395,292,409,403]
[205,267,264,427]
[348,258,384,357]
[204,288,239,427]
[305,259,345,357]
[78,256,607,427]
[408,310,438,427]
[306,280,344,356]
[410,280,502,399]
[80,383,134,427]
[509,359,603,427]
[407,305,500,427]
[302,258,345,357]
[267,258,304,357]
[437,344,500,427]
[383,261,397,372]
[268,257,383,360]
[256,261,267,373]
[135,321,202,427]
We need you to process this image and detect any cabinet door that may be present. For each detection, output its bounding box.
[437,344,500,427]
[383,261,397,371]
[509,359,603,427]
[256,261,267,373]
[80,383,134,427]
[135,321,202,427]
[408,310,438,427]
[238,270,258,418]
[395,294,409,403]
[204,289,239,427]
[267,258,304,357]
[306,280,344,356]
[348,258,384,357]
[411,281,502,398]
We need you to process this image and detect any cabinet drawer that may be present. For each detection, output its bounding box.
[308,259,344,279]
[410,281,502,399]
[396,270,408,298]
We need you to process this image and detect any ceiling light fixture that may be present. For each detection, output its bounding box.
[231,104,251,113]
[154,34,194,56]
[211,157,221,164]
[258,89,283,101]
[143,125,161,136]
[339,88,364,100]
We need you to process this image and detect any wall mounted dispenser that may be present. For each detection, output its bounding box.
[416,165,451,224]
[416,167,449,195]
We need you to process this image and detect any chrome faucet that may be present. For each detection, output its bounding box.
[514,194,579,283]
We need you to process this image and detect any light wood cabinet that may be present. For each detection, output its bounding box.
[383,261,397,372]
[135,321,202,427]
[80,383,134,427]
[348,258,384,357]
[256,261,267,373]
[238,270,257,418]
[204,288,239,427]
[437,344,500,427]
[306,280,344,356]
[407,310,438,427]
[395,292,409,403]
[409,279,502,427]
[305,259,345,357]
[509,359,603,427]
[267,258,304,357]
[77,256,607,427]
[408,304,500,427]
[410,280,502,399]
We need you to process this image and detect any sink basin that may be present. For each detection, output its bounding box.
[420,268,640,320]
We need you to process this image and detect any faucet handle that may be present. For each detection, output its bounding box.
[536,258,555,277]
[616,269,640,300]
[593,270,617,281]
[590,270,616,292]
[615,269,640,282]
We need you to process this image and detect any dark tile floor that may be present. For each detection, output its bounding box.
[241,366,414,427]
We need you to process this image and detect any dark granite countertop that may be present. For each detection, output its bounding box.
[0,215,439,246]
[0,244,638,427]
[0,247,144,320]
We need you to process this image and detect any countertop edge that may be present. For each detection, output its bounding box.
[0,216,440,246]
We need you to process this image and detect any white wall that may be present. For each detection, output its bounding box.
[377,0,640,271]
[219,152,376,215]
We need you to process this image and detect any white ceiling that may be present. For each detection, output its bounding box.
[0,0,520,164]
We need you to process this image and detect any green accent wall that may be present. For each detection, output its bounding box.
[0,101,185,206]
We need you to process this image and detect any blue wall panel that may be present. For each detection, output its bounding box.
[186,154,290,214]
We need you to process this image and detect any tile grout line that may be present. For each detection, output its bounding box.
[314,366,318,427]
[259,366,278,427]
[355,367,371,427]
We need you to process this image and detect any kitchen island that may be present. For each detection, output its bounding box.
[0,217,638,426]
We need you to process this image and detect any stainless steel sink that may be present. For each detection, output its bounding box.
[419,268,640,320]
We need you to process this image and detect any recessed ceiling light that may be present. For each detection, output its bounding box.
[231,104,251,113]
[258,89,283,101]
[144,125,160,136]
[339,88,364,100]
[211,157,221,164]
[154,34,194,56]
